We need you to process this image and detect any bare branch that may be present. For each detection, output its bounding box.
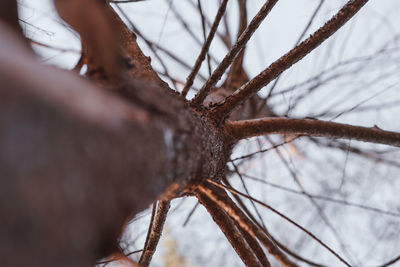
[195,189,265,267]
[139,202,157,262]
[191,0,278,106]
[221,177,271,267]
[197,0,212,76]
[205,180,351,267]
[181,0,229,98]
[198,183,297,267]
[54,0,121,79]
[224,0,247,89]
[265,0,325,98]
[228,117,400,147]
[214,0,369,119]
[138,201,170,267]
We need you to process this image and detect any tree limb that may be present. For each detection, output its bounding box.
[228,117,400,147]
[213,0,369,119]
[139,201,171,267]
[191,0,278,106]
[196,189,266,267]
[53,0,121,80]
[198,183,297,267]
[181,0,229,98]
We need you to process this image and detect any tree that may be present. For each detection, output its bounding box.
[1,0,400,266]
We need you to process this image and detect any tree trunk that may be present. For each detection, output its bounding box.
[0,22,230,267]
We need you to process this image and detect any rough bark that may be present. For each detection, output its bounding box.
[0,22,230,267]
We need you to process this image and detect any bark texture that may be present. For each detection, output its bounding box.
[0,22,230,267]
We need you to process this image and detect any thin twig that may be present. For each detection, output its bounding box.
[242,173,400,218]
[182,202,200,226]
[266,0,325,98]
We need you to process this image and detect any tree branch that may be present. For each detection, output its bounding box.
[205,180,351,267]
[181,0,229,98]
[195,189,265,267]
[54,0,121,80]
[139,200,170,267]
[228,117,400,147]
[198,183,297,267]
[213,0,369,119]
[191,0,278,106]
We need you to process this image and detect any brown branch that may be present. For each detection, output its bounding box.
[265,0,325,98]
[225,0,248,89]
[228,117,400,147]
[138,201,170,267]
[118,14,208,83]
[213,0,369,119]
[139,202,157,263]
[224,173,328,267]
[206,180,351,266]
[198,184,298,267]
[197,0,212,76]
[221,177,271,266]
[181,0,229,98]
[186,0,232,49]
[191,0,278,106]
[195,189,265,267]
[54,0,121,80]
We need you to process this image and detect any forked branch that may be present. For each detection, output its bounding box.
[228,117,400,147]
[214,0,369,119]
